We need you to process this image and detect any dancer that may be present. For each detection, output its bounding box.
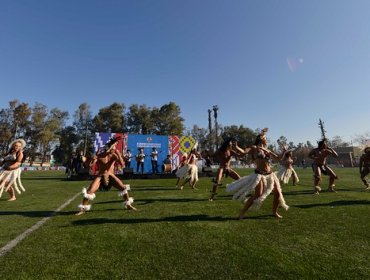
[359,147,370,190]
[308,138,338,194]
[226,129,289,219]
[75,137,136,215]
[175,153,188,188]
[0,139,26,201]
[180,147,202,190]
[277,150,299,186]
[209,138,243,201]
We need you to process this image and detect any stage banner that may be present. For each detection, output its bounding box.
[94,132,124,174]
[169,135,196,171]
[127,134,169,174]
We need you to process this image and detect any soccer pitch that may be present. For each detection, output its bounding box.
[0,168,369,280]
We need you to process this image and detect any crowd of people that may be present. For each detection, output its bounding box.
[1,132,370,220]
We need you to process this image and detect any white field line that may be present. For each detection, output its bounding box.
[0,192,81,257]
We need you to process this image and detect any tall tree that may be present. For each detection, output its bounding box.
[329,135,350,148]
[153,102,185,135]
[189,125,208,150]
[353,132,370,148]
[73,103,94,154]
[0,108,13,154]
[126,104,154,134]
[221,125,256,148]
[93,102,125,133]
[0,100,31,154]
[12,100,32,139]
[39,108,69,165]
[25,103,48,165]
[54,125,79,164]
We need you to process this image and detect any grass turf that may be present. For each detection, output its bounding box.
[0,168,369,279]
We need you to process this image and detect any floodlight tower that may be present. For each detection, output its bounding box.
[213,105,219,150]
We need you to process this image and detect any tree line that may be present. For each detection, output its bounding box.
[0,99,361,166]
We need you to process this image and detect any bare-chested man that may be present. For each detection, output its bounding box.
[308,139,338,194]
[75,137,136,216]
[359,147,370,190]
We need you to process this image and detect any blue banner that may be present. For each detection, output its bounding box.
[127,134,169,174]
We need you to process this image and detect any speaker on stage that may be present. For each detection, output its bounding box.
[123,167,134,179]
[123,168,134,174]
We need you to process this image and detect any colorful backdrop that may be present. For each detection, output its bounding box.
[94,133,196,174]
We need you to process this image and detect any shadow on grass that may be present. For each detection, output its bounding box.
[72,214,234,226]
[295,200,370,209]
[0,210,76,217]
[282,186,367,196]
[95,197,208,206]
[22,177,66,181]
[130,186,176,191]
[283,190,319,196]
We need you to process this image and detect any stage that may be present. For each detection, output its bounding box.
[67,167,216,181]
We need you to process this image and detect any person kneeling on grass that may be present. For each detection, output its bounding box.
[75,137,136,216]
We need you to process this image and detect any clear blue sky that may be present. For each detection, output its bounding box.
[1,0,370,145]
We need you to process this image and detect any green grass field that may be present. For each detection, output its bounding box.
[0,168,369,280]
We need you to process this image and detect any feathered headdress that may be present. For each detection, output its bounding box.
[105,136,121,149]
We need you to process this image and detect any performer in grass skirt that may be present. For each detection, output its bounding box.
[175,153,188,188]
[0,139,26,201]
[226,128,289,219]
[180,147,202,190]
[276,150,299,186]
[75,137,136,215]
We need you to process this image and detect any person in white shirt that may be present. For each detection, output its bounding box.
[151,147,159,174]
[136,148,146,174]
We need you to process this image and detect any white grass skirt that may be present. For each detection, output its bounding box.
[0,168,25,197]
[226,172,289,210]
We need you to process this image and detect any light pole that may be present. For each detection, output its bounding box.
[213,105,219,150]
[207,109,213,151]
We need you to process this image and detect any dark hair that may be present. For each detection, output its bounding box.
[105,136,120,149]
[254,135,264,146]
[318,138,327,149]
[219,137,235,152]
[285,151,292,157]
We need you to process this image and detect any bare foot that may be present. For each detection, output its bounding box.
[75,211,85,216]
[274,213,283,219]
[180,186,184,190]
[126,204,138,211]
[8,197,16,201]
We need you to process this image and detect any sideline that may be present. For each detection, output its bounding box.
[0,192,81,257]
